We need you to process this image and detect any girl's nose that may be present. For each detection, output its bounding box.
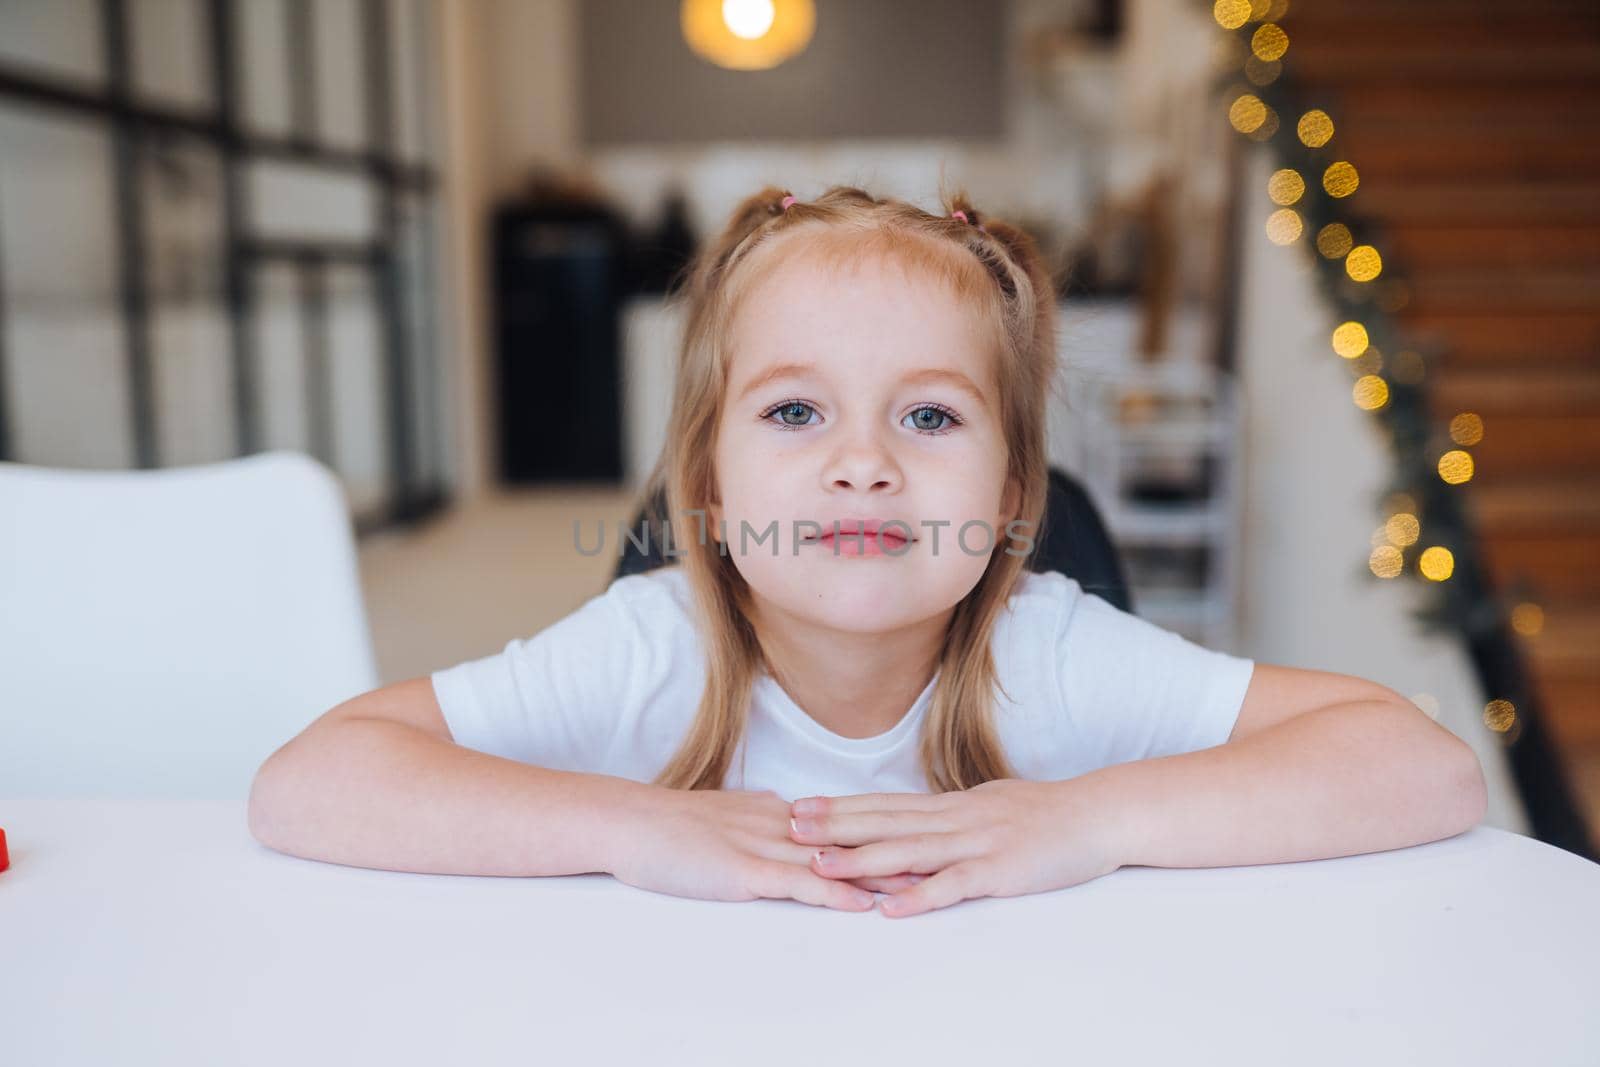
[823,434,903,494]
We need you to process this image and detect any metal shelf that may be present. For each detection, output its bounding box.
[1048,303,1244,652]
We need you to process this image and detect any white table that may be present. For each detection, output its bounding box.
[3,799,1597,1065]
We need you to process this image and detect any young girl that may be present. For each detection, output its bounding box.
[248,184,1487,919]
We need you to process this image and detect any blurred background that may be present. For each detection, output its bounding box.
[0,0,1595,854]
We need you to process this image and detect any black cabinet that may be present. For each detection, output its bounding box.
[491,204,626,483]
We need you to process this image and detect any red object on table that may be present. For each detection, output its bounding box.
[0,827,8,872]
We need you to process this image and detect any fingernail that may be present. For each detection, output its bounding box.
[790,817,817,834]
[793,797,822,816]
[812,849,831,867]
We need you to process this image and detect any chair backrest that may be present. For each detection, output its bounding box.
[0,450,379,799]
[612,465,1133,612]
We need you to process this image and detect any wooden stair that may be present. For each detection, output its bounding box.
[1285,1,1600,846]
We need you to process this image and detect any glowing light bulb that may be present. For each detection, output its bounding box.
[1214,0,1251,29]
[1268,168,1305,205]
[1323,161,1360,198]
[1419,546,1455,581]
[1229,94,1268,133]
[1353,375,1389,410]
[1450,413,1485,446]
[1438,450,1475,485]
[1369,545,1403,578]
[722,0,775,39]
[1346,245,1382,282]
[1297,109,1334,148]
[1265,209,1302,244]
[1483,699,1516,732]
[1317,223,1353,259]
[1252,23,1289,61]
[1331,321,1369,359]
[1385,513,1420,547]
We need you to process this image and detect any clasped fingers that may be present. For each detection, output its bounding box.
[789,807,952,847]
[807,832,977,881]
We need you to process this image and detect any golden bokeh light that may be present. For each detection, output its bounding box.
[1331,320,1369,358]
[1385,513,1420,546]
[1244,56,1281,85]
[1229,93,1268,133]
[1265,208,1303,245]
[1214,0,1252,29]
[1268,168,1305,205]
[1511,602,1545,636]
[1411,693,1441,720]
[1353,375,1390,410]
[1248,0,1273,17]
[1251,23,1289,62]
[1483,699,1516,733]
[1323,161,1360,198]
[1438,449,1475,485]
[1419,546,1455,581]
[1297,109,1334,148]
[1247,107,1280,141]
[1449,412,1485,446]
[1345,245,1383,282]
[1316,223,1353,259]
[1369,545,1403,579]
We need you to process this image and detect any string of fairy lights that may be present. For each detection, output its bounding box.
[1210,0,1536,746]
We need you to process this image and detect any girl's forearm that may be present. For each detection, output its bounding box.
[1078,700,1489,869]
[247,717,657,877]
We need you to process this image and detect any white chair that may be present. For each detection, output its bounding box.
[0,450,379,799]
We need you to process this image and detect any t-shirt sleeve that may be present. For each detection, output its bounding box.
[1055,585,1256,767]
[429,580,652,772]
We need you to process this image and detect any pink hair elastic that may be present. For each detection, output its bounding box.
[952,209,987,232]
[780,195,796,209]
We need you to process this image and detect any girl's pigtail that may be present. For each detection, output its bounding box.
[945,190,1058,395]
[689,186,796,295]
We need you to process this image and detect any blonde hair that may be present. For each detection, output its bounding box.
[631,183,1060,793]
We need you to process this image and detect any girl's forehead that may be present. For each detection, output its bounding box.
[743,234,966,302]
[725,242,1003,397]
[733,239,987,344]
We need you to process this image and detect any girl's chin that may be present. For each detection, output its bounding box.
[748,571,969,632]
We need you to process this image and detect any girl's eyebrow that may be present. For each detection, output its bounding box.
[736,362,988,408]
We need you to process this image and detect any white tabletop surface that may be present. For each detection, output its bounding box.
[2,798,1597,1066]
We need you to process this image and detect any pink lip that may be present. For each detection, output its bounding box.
[806,523,914,558]
[807,519,916,539]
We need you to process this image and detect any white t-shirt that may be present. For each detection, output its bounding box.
[430,566,1255,800]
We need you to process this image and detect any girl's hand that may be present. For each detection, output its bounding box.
[788,777,1128,918]
[607,787,880,912]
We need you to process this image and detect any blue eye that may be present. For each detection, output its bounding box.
[757,400,965,434]
[761,400,819,430]
[903,404,963,435]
